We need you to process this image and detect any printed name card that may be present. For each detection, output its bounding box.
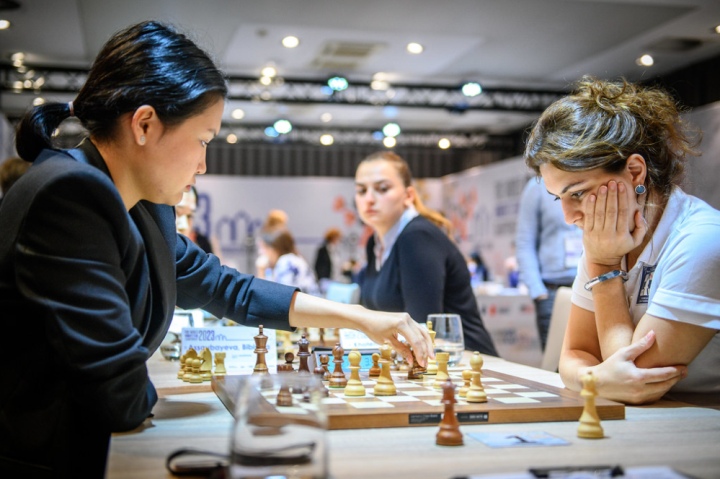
[181,326,277,374]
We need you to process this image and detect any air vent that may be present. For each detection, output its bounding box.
[311,41,385,72]
[646,37,704,53]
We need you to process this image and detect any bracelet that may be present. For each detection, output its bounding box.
[584,269,628,291]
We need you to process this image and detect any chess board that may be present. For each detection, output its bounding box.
[211,368,625,430]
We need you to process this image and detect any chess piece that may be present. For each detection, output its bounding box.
[373,341,397,396]
[278,352,295,373]
[458,369,471,398]
[320,354,331,380]
[577,371,604,439]
[433,352,450,389]
[214,352,227,376]
[329,343,348,388]
[253,325,269,374]
[368,352,381,377]
[276,354,294,407]
[199,348,213,381]
[188,357,203,383]
[425,322,438,375]
[181,348,198,382]
[466,351,487,403]
[344,350,367,396]
[297,333,311,373]
[436,378,464,446]
[313,365,330,397]
[389,349,399,371]
[408,348,427,380]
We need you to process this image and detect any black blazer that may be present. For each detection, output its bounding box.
[0,140,297,477]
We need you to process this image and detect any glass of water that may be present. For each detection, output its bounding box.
[427,313,465,366]
[229,372,328,479]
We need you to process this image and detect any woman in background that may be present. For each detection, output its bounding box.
[354,151,498,356]
[263,229,320,296]
[525,77,719,404]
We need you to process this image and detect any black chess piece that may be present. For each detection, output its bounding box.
[253,325,269,374]
[297,334,311,373]
[329,343,348,388]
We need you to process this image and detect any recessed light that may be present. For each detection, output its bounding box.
[231,108,245,120]
[406,42,424,54]
[261,66,277,78]
[226,133,238,144]
[281,36,300,48]
[320,134,334,146]
[320,112,332,122]
[0,19,11,30]
[715,25,720,34]
[636,54,654,67]
[438,138,451,149]
[383,136,397,148]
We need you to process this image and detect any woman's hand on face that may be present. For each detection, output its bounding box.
[583,180,647,267]
[592,331,686,405]
[360,312,434,367]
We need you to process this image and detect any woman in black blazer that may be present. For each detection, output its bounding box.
[0,21,431,478]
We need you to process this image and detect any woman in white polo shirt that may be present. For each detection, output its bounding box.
[524,76,719,404]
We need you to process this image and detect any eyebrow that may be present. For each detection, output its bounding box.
[547,180,585,197]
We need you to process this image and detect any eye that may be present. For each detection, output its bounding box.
[570,190,585,200]
[201,140,209,148]
[355,187,366,196]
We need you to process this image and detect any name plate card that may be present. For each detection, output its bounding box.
[181,326,277,374]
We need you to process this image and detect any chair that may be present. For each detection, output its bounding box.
[540,286,572,372]
[324,282,360,305]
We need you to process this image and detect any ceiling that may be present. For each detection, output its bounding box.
[1,0,720,143]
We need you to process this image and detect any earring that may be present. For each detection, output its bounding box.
[634,184,646,195]
[139,135,146,145]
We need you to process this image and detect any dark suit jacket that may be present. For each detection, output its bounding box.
[314,243,332,280]
[0,140,297,478]
[360,216,498,357]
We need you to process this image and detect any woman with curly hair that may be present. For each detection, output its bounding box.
[525,77,719,405]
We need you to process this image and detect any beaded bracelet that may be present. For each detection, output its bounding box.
[583,269,628,291]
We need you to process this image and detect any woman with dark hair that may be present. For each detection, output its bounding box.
[354,151,498,356]
[263,229,320,296]
[525,77,719,405]
[0,21,431,477]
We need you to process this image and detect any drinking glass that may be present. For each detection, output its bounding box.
[427,313,465,366]
[229,372,328,479]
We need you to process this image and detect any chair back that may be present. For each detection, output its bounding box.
[540,286,572,372]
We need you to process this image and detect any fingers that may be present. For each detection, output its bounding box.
[632,209,648,246]
[614,181,627,234]
[622,330,656,361]
[594,184,608,230]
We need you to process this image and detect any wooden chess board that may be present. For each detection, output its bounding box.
[211,368,625,430]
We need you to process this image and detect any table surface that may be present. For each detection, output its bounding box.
[107,352,720,479]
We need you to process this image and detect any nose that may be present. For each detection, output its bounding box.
[197,154,207,175]
[561,199,581,226]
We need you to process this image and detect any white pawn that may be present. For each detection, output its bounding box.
[344,350,366,396]
[465,351,487,403]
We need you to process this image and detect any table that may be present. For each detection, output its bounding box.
[107,353,720,479]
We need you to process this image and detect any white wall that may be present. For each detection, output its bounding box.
[684,101,720,210]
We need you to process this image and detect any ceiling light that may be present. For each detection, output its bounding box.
[231,108,245,120]
[371,80,390,90]
[461,82,482,97]
[438,138,451,149]
[273,119,293,134]
[636,54,654,67]
[320,134,334,146]
[0,19,10,30]
[382,122,401,138]
[714,25,720,34]
[327,76,349,92]
[32,97,45,106]
[406,42,424,54]
[261,66,277,78]
[281,36,300,48]
[226,133,238,144]
[383,137,397,148]
[264,126,279,138]
[320,112,332,122]
[259,76,273,86]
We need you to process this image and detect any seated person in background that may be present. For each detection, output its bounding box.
[314,227,343,284]
[0,157,31,205]
[176,186,222,260]
[255,208,289,279]
[525,76,720,404]
[354,151,498,356]
[262,228,320,296]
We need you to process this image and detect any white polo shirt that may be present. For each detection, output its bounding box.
[572,187,720,394]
